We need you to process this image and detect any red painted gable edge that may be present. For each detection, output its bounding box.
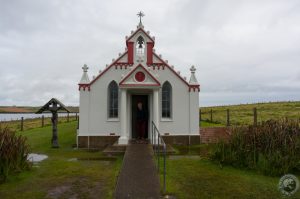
[88,50,129,86]
[119,64,161,86]
[152,52,199,88]
[126,28,155,45]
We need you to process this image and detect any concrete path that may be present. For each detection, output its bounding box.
[115,142,161,199]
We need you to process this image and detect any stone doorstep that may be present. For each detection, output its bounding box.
[102,141,127,155]
[103,141,176,155]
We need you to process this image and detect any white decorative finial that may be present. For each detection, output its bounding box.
[82,64,88,72]
[189,65,199,85]
[79,64,90,84]
[190,65,196,73]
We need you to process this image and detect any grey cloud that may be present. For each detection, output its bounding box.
[0,0,300,107]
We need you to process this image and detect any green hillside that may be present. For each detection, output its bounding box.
[200,101,300,126]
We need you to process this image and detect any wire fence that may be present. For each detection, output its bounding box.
[200,107,300,126]
[0,113,78,132]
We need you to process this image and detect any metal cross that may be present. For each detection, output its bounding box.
[137,11,145,24]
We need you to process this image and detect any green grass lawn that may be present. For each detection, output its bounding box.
[160,145,300,199]
[0,121,122,199]
[200,101,300,126]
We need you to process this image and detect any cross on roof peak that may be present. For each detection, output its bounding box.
[137,11,145,24]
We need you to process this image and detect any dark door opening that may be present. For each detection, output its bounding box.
[131,95,149,139]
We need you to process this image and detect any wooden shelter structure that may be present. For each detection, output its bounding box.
[36,98,71,148]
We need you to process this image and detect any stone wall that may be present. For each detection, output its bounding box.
[162,135,200,145]
[200,127,231,143]
[77,135,119,149]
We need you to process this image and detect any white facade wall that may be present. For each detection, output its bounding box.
[79,64,199,137]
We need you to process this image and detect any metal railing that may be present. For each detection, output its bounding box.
[151,121,167,194]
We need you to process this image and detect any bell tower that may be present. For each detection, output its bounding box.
[126,11,154,65]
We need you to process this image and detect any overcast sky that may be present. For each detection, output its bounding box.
[0,0,299,107]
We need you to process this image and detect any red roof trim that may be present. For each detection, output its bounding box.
[115,52,127,63]
[89,51,128,86]
[152,52,193,87]
[120,84,160,87]
[126,28,155,44]
[119,64,161,86]
[78,84,90,91]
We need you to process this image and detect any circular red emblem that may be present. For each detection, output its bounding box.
[135,71,145,82]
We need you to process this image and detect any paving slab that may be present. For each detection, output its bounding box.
[115,143,160,199]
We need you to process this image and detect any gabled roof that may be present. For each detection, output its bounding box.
[89,50,129,86]
[36,98,71,113]
[119,64,160,87]
[126,28,155,45]
[152,52,193,87]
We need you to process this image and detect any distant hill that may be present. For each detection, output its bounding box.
[200,101,300,126]
[0,106,79,113]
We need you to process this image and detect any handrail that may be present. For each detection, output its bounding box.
[151,121,166,194]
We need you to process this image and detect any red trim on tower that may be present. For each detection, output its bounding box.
[147,42,154,65]
[127,42,134,64]
[119,64,161,87]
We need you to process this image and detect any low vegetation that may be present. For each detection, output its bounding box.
[0,121,122,199]
[212,119,300,176]
[200,101,300,126]
[163,145,300,199]
[0,127,31,182]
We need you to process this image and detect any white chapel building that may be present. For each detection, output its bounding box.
[77,18,200,148]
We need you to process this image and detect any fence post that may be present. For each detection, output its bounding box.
[199,109,202,121]
[67,113,69,122]
[42,115,44,127]
[77,116,79,129]
[253,107,257,126]
[75,113,78,121]
[21,117,24,131]
[210,109,213,122]
[226,109,230,126]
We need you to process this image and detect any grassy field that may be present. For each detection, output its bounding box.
[0,116,77,132]
[0,121,122,199]
[161,145,300,199]
[200,101,300,126]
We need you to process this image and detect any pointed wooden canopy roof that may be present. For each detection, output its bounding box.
[36,98,71,113]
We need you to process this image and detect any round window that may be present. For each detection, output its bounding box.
[135,71,145,82]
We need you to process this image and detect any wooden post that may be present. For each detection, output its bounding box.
[75,113,78,121]
[226,109,230,126]
[253,107,257,126]
[21,117,24,131]
[210,109,213,122]
[67,113,69,122]
[42,115,44,127]
[77,116,79,129]
[199,109,202,121]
